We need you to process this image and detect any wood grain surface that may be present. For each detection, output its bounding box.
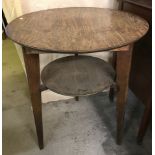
[6,7,149,53]
[41,56,115,96]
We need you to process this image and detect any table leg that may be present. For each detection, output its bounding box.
[116,44,133,144]
[137,97,152,144]
[109,52,116,102]
[75,96,79,101]
[109,86,115,102]
[23,48,44,149]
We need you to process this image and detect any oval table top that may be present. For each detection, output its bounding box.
[41,56,115,96]
[6,7,149,53]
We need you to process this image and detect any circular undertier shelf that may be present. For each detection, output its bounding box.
[41,56,115,96]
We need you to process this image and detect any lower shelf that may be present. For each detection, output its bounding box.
[41,55,115,96]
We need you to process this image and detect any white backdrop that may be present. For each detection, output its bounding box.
[3,0,119,102]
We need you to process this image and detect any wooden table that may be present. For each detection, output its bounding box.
[6,7,149,149]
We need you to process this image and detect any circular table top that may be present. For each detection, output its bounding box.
[41,56,115,96]
[6,7,149,53]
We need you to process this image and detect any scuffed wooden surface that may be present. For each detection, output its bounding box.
[6,7,149,53]
[41,56,115,96]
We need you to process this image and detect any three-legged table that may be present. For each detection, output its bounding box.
[6,7,149,149]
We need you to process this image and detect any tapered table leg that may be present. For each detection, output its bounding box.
[23,47,44,149]
[116,44,133,144]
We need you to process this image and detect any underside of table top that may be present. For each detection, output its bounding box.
[6,7,149,53]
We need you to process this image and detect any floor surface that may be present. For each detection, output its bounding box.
[3,39,152,155]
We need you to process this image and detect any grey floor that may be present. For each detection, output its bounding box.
[3,39,152,155]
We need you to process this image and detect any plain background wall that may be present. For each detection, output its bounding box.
[3,0,119,102]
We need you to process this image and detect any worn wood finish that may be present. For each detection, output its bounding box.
[23,48,44,149]
[41,56,115,96]
[116,44,133,144]
[6,7,148,53]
